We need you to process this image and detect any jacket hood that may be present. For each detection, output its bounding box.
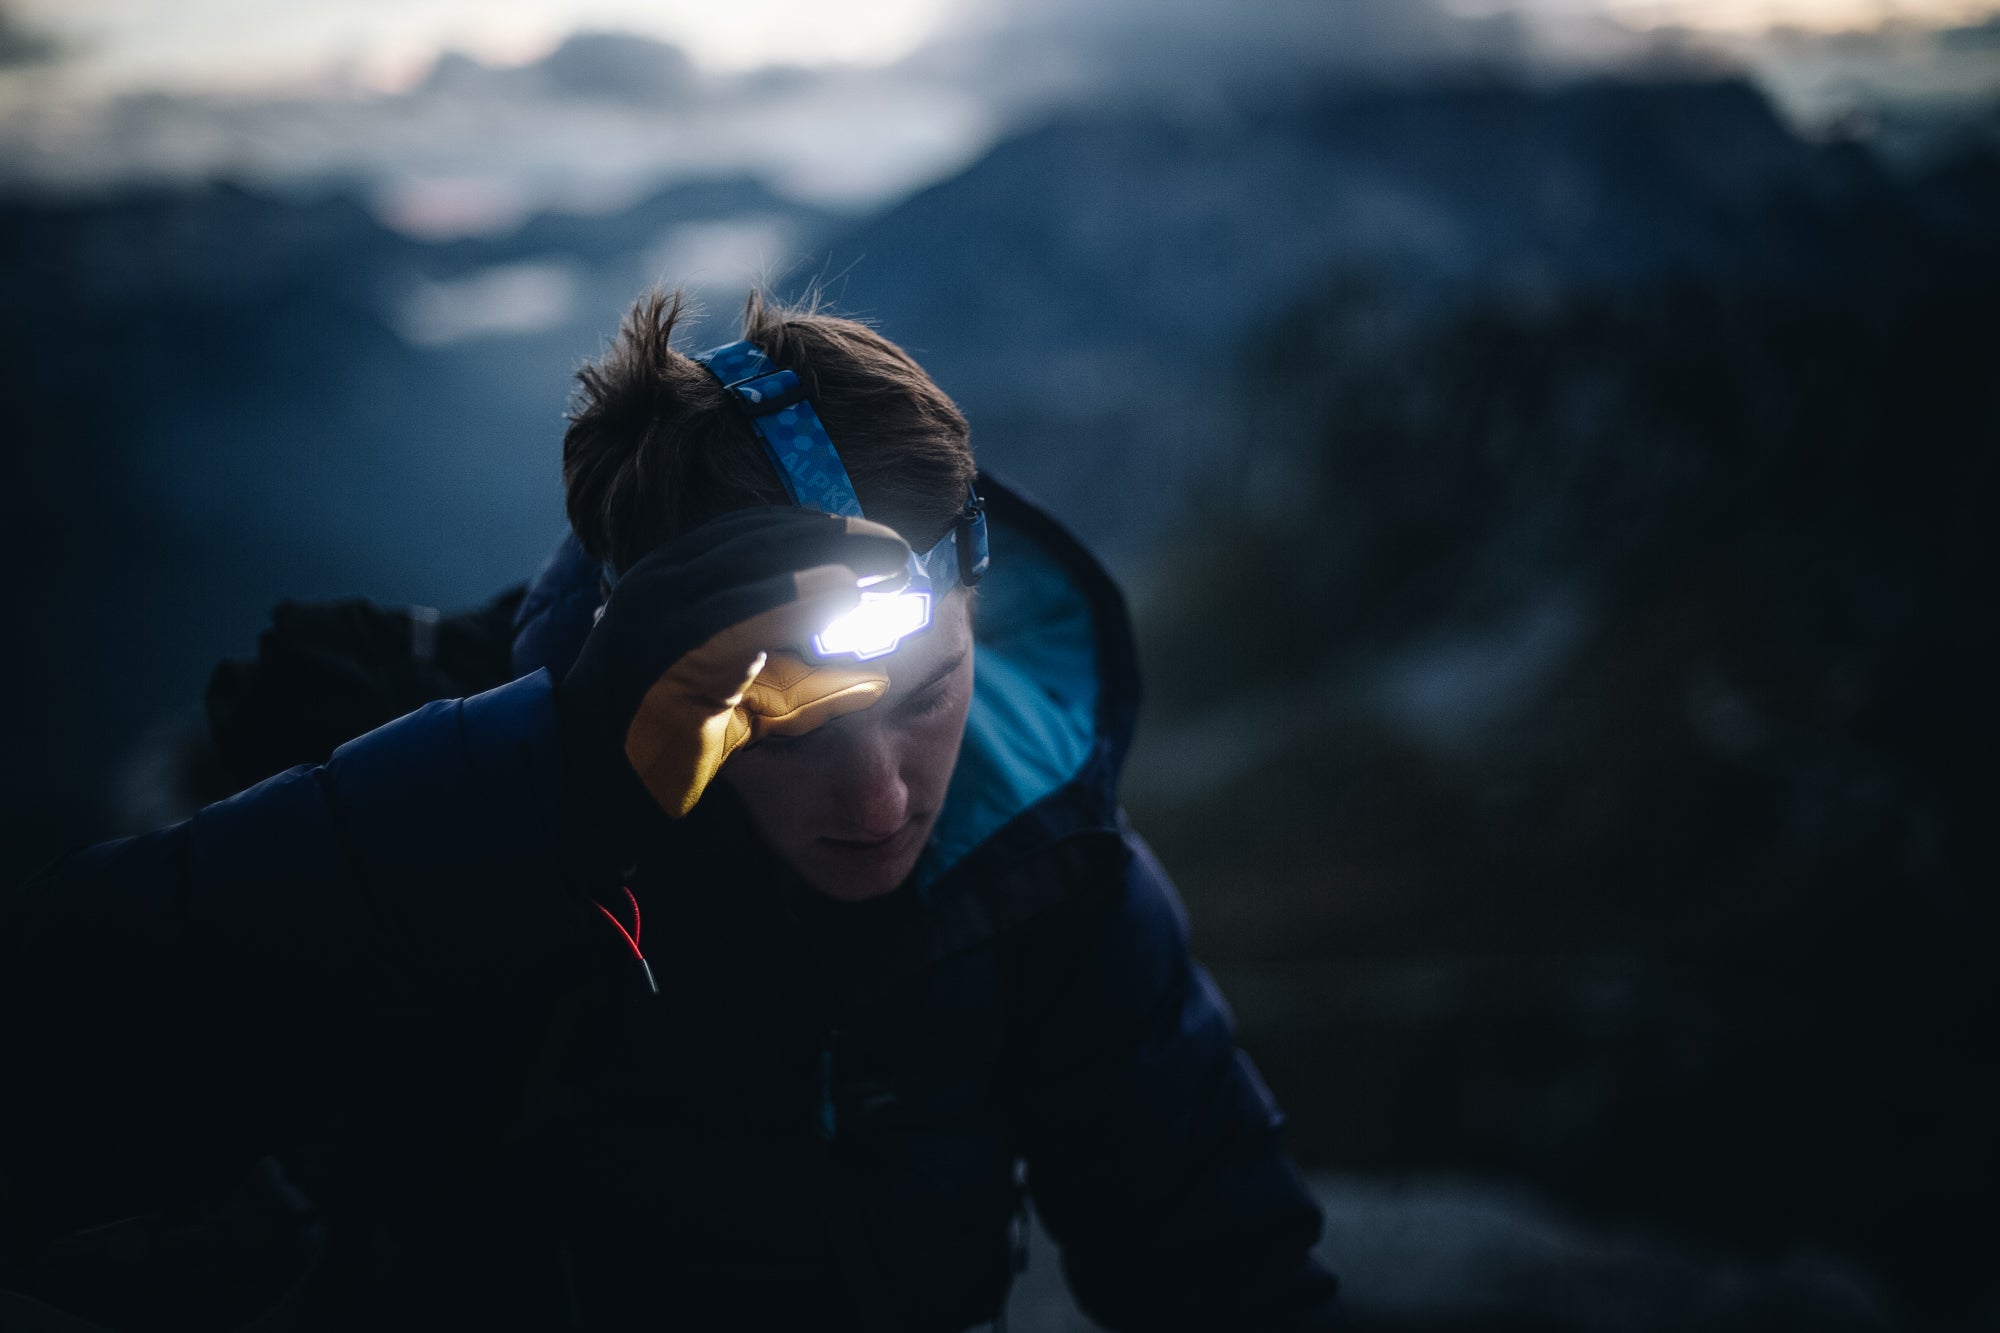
[510,472,1142,892]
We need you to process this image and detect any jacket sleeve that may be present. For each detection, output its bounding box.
[1012,833,1342,1332]
[1,671,606,1242]
[6,669,591,1008]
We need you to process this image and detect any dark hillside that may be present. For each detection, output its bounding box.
[1129,264,2000,1323]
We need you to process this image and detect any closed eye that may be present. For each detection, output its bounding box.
[901,683,956,720]
[896,647,969,721]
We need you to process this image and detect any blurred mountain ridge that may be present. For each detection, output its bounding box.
[4,70,1993,853]
[802,76,1998,548]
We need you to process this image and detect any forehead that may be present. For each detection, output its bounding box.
[881,587,973,690]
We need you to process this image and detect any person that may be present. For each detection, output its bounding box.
[1,288,1343,1331]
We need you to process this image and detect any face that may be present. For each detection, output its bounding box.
[720,590,975,902]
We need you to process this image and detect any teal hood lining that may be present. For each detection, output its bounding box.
[913,507,1101,890]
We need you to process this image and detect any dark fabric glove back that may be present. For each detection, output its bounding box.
[556,506,912,867]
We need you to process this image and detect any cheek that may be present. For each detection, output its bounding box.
[903,686,975,798]
[718,753,819,846]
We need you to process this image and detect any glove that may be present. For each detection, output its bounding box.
[556,507,913,856]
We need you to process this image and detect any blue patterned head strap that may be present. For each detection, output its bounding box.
[596,338,987,606]
[690,336,988,599]
[694,339,864,519]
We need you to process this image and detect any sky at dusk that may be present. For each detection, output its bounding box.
[4,0,1996,93]
[1,0,1994,228]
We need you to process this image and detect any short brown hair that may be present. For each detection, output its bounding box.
[563,288,974,574]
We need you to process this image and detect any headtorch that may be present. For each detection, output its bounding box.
[688,337,988,663]
[814,560,931,661]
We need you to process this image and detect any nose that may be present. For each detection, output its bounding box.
[822,721,911,838]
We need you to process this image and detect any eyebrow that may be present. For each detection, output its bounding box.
[901,647,970,699]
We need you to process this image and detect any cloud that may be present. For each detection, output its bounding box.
[539,31,700,102]
[929,0,2000,166]
[420,30,701,106]
[0,32,992,223]
[390,260,583,345]
[1940,14,2000,48]
[1,1,1993,209]
[911,0,1546,112]
[640,216,803,292]
[1717,16,2000,158]
[0,4,57,69]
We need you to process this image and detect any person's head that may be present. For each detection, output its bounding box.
[563,287,978,901]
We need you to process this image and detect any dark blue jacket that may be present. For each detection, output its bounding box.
[5,477,1340,1331]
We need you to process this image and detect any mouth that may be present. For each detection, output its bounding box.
[817,816,921,859]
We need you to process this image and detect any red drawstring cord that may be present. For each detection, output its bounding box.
[591,886,644,960]
[590,886,658,993]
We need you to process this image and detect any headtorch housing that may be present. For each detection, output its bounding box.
[690,338,988,663]
[813,558,932,662]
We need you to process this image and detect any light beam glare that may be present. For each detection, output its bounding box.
[814,592,932,662]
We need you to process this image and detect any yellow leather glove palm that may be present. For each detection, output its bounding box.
[623,612,889,818]
[558,508,913,840]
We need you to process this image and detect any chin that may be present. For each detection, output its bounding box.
[803,845,923,901]
[807,871,908,903]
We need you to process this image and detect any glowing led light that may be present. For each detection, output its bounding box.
[814,591,932,661]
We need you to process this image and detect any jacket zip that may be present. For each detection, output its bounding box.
[818,1028,842,1142]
